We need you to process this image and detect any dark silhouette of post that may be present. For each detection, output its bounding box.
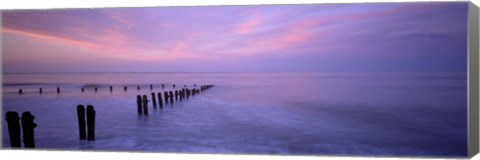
[182,89,186,99]
[94,87,98,92]
[86,105,95,141]
[175,90,179,101]
[137,86,140,90]
[164,91,168,103]
[157,92,163,108]
[142,95,149,115]
[57,87,60,94]
[150,84,153,90]
[162,84,165,89]
[18,89,23,94]
[39,88,42,94]
[5,112,21,148]
[124,86,127,91]
[173,84,176,88]
[151,92,157,109]
[21,112,36,148]
[110,86,113,92]
[77,105,86,140]
[82,88,84,92]
[137,95,142,115]
[169,91,174,104]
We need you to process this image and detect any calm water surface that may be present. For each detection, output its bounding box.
[1,72,468,157]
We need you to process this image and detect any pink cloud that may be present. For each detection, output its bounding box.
[235,18,260,34]
[234,12,262,35]
[2,28,98,50]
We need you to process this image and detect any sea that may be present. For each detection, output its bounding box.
[1,72,468,157]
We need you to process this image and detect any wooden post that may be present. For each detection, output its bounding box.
[157,92,163,108]
[137,95,142,115]
[94,87,98,92]
[164,91,169,103]
[182,89,186,99]
[151,92,157,109]
[18,89,23,94]
[77,105,86,140]
[169,91,174,104]
[86,105,95,141]
[21,111,36,148]
[110,86,113,92]
[57,87,60,94]
[124,86,127,91]
[150,84,153,90]
[137,86,140,90]
[173,84,176,88]
[82,88,84,92]
[5,111,21,148]
[178,90,182,101]
[39,88,43,94]
[142,95,149,115]
[175,90,179,101]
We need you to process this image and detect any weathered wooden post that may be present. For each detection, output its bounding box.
[175,90,179,101]
[142,95,149,115]
[21,112,36,148]
[164,91,169,103]
[157,92,163,108]
[137,95,142,115]
[151,92,157,109]
[150,84,153,90]
[5,111,21,148]
[169,91,174,103]
[178,90,182,101]
[86,105,95,141]
[57,87,60,94]
[110,86,113,92]
[77,105,86,140]
[39,88,43,94]
[182,89,186,98]
[18,89,23,94]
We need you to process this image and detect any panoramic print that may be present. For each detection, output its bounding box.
[1,2,469,157]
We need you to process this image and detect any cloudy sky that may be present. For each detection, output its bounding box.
[1,2,468,73]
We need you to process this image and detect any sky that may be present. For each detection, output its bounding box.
[1,2,469,73]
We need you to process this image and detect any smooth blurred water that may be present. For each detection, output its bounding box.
[1,72,468,157]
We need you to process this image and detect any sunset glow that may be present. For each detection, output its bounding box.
[1,2,468,72]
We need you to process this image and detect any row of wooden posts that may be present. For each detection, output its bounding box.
[7,85,213,147]
[137,85,214,115]
[5,111,37,148]
[17,84,206,94]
